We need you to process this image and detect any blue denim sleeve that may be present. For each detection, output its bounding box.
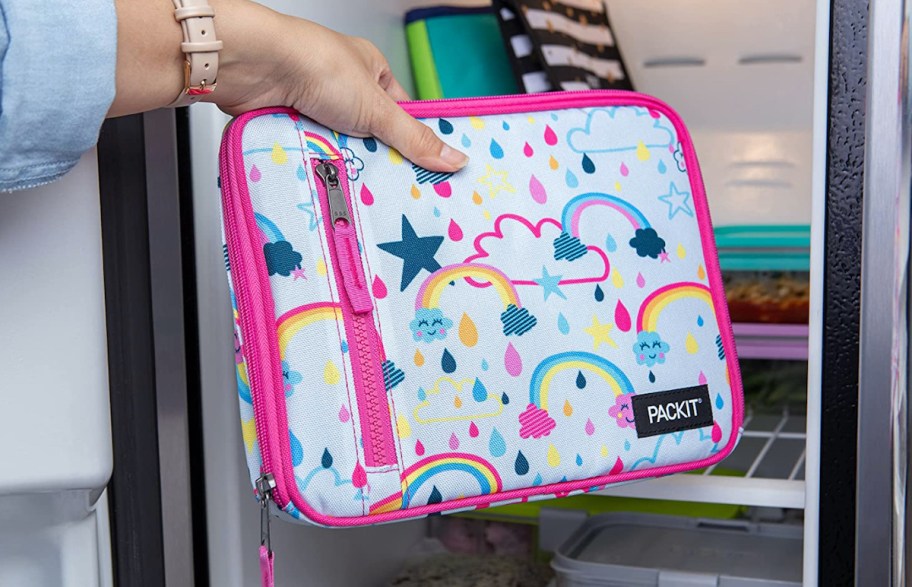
[0,0,117,191]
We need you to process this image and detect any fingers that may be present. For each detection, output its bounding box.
[370,92,468,173]
[384,76,411,102]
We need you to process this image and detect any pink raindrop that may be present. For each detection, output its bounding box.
[372,275,388,299]
[449,432,460,450]
[415,439,425,456]
[505,343,522,377]
[614,300,631,332]
[529,174,547,204]
[338,405,350,423]
[523,142,534,157]
[448,219,463,241]
[360,184,374,205]
[698,371,707,386]
[648,108,661,119]
[469,422,479,438]
[636,272,646,288]
[544,125,558,146]
[620,162,629,177]
[585,418,595,436]
[352,462,367,488]
[250,165,261,182]
[711,421,723,443]
[433,181,452,198]
[610,456,624,475]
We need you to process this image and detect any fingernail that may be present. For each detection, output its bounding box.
[440,144,469,169]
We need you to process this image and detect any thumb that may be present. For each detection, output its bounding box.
[370,93,468,173]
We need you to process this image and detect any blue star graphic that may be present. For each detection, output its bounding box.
[377,215,444,291]
[533,266,566,301]
[296,201,321,231]
[658,182,694,219]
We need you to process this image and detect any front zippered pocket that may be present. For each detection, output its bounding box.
[313,159,398,468]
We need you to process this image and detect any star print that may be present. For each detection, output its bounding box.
[477,164,516,199]
[658,182,694,219]
[533,266,566,301]
[291,267,307,280]
[584,315,618,350]
[659,252,670,263]
[296,201,321,231]
[377,215,444,291]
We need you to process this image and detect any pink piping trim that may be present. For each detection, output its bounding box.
[222,91,743,527]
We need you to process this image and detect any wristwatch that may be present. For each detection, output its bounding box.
[169,0,223,108]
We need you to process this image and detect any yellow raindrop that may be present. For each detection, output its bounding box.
[397,414,412,439]
[472,191,483,205]
[697,264,706,280]
[459,313,479,347]
[636,141,650,161]
[614,181,622,192]
[563,399,573,417]
[527,115,536,124]
[483,209,492,221]
[547,443,561,467]
[677,243,687,259]
[725,366,730,385]
[324,360,341,385]
[271,142,288,165]
[414,349,425,366]
[549,155,559,170]
[242,418,257,453]
[611,268,624,289]
[389,148,403,165]
[454,395,463,408]
[410,184,421,199]
[600,445,609,458]
[685,333,699,354]
[316,259,327,276]
[470,116,485,129]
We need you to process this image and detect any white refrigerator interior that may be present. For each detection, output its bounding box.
[190,1,825,585]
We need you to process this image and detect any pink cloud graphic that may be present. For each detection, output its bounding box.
[464,214,610,287]
[519,404,556,439]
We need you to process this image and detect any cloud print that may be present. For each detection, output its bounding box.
[464,214,609,287]
[414,376,505,424]
[567,107,676,154]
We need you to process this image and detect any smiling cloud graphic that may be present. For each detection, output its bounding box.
[567,107,676,154]
[414,376,505,424]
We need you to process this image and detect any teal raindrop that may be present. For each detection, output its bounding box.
[290,430,303,466]
[438,119,454,134]
[582,153,596,174]
[576,371,587,389]
[472,378,488,402]
[501,392,510,405]
[489,428,506,457]
[296,164,307,181]
[481,359,489,371]
[565,169,579,188]
[461,134,471,148]
[576,454,583,466]
[532,473,543,486]
[321,448,333,469]
[502,121,510,130]
[715,393,725,410]
[551,113,559,121]
[427,485,443,505]
[340,341,349,353]
[433,207,441,217]
[697,315,705,327]
[417,387,426,402]
[442,349,457,373]
[594,284,605,302]
[605,233,617,252]
[515,451,529,475]
[557,313,570,335]
[490,139,504,159]
[658,160,667,174]
[648,371,656,383]
[624,439,631,451]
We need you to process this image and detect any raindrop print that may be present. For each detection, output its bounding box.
[427,486,443,505]
[557,313,571,335]
[550,112,559,121]
[417,387,427,402]
[324,361,341,385]
[515,451,530,475]
[619,162,629,177]
[397,414,412,438]
[505,343,522,377]
[372,275,388,299]
[316,259,327,276]
[489,139,504,159]
[441,349,457,373]
[454,395,463,409]
[352,462,367,488]
[685,333,699,354]
[438,119,454,134]
[388,148,404,165]
[433,181,452,198]
[624,439,631,451]
[544,125,558,145]
[533,473,543,486]
[461,134,472,148]
[472,191,483,205]
[610,457,624,475]
[523,142,534,157]
[529,175,547,204]
[576,371,587,389]
[658,160,667,174]
[502,120,510,130]
[489,428,506,457]
[563,399,574,417]
[581,153,596,174]
[363,137,378,152]
[360,184,375,206]
[576,454,583,466]
[612,269,624,289]
[271,142,288,165]
[448,219,463,241]
[549,155,559,170]
[410,184,421,199]
[615,301,632,332]
[636,141,650,161]
[469,422,479,438]
[339,405,350,423]
[711,421,723,444]
[615,181,623,193]
[290,430,303,466]
[414,349,425,367]
[481,359,490,371]
[459,313,478,347]
[594,284,605,302]
[698,372,707,386]
[697,265,706,280]
[321,448,333,469]
[715,393,725,410]
[296,164,307,181]
[636,272,646,288]
[605,233,617,252]
[565,169,579,188]
[249,165,261,182]
[677,243,686,259]
[341,341,349,354]
[601,445,610,457]
[697,315,704,327]
[501,392,510,405]
[585,418,595,436]
[648,370,656,383]
[547,444,561,467]
[449,433,460,450]
[472,378,488,402]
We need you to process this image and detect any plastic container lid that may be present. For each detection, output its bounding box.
[551,513,802,586]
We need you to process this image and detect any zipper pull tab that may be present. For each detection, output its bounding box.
[315,162,352,227]
[256,474,276,587]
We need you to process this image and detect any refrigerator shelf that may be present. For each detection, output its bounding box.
[733,322,809,361]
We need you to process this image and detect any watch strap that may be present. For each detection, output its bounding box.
[169,0,223,108]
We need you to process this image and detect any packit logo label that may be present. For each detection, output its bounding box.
[631,385,713,438]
